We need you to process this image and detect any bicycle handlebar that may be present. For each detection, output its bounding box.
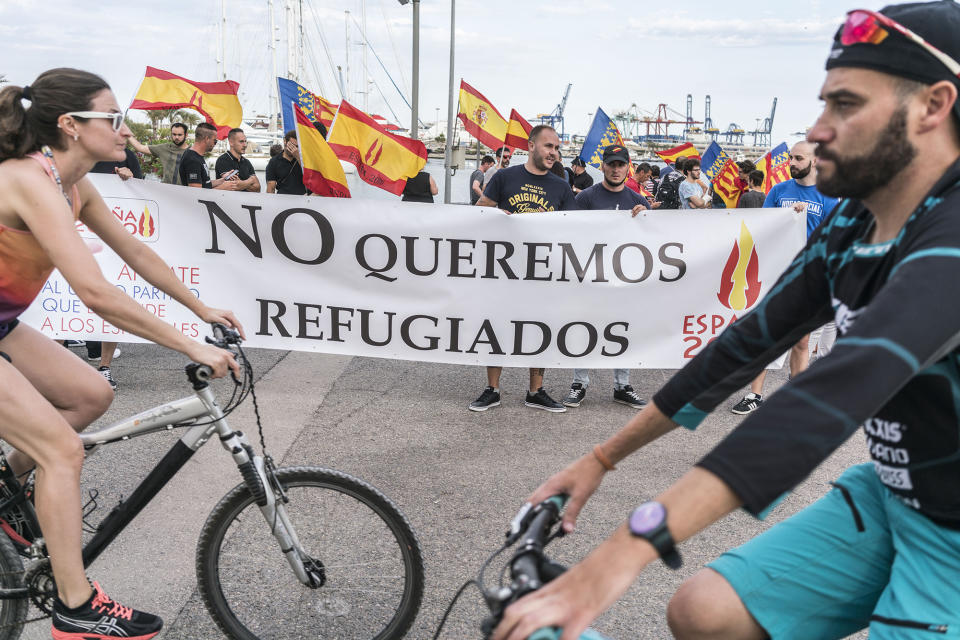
[480,495,612,640]
[186,324,245,388]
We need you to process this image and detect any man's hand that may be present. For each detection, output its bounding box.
[492,527,654,640]
[114,167,134,181]
[793,202,808,214]
[630,203,647,217]
[527,451,609,533]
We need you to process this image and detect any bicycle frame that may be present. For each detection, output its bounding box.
[5,365,320,596]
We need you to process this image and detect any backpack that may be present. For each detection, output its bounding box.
[656,171,684,210]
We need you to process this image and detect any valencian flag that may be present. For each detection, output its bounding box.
[701,141,743,208]
[293,104,349,198]
[756,142,791,193]
[130,67,241,139]
[504,109,533,149]
[656,142,699,165]
[278,77,338,135]
[579,108,628,169]
[457,80,509,151]
[327,100,428,196]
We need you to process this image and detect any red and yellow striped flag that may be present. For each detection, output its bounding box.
[504,109,533,150]
[327,100,427,196]
[656,142,699,165]
[130,66,242,139]
[457,80,508,151]
[294,104,349,198]
[756,142,791,193]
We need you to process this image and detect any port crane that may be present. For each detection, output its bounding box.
[537,83,572,141]
[750,97,777,147]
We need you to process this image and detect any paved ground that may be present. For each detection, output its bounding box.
[18,343,869,639]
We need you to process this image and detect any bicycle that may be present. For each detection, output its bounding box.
[0,324,425,640]
[432,495,610,640]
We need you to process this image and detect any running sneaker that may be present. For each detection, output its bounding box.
[87,347,121,362]
[613,385,647,409]
[525,388,566,413]
[63,340,86,348]
[52,581,162,640]
[563,383,586,407]
[468,386,501,412]
[731,392,762,415]
[98,366,118,391]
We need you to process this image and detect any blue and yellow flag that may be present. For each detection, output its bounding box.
[579,108,627,169]
[702,141,743,208]
[278,77,338,135]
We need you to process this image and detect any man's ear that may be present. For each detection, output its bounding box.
[917,80,959,135]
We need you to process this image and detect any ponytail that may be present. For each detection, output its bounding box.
[0,68,110,162]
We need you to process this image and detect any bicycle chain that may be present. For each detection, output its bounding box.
[0,562,54,630]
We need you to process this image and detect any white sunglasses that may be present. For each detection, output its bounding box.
[64,111,125,132]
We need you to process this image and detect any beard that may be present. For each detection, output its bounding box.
[790,162,811,180]
[531,150,555,172]
[604,175,626,188]
[816,107,916,199]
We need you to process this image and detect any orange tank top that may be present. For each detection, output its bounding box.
[0,152,82,324]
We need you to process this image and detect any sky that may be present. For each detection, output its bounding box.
[0,0,898,147]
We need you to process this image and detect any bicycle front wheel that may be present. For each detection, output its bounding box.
[196,466,424,640]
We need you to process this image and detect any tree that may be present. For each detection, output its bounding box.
[435,133,445,144]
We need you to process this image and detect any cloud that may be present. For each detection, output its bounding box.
[625,15,841,47]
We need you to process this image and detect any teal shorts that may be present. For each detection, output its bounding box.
[709,463,960,639]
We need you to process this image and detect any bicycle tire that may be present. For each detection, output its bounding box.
[196,466,424,640]
[0,534,27,640]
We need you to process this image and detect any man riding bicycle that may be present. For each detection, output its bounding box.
[493,2,960,639]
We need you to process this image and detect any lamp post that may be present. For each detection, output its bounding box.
[443,0,455,203]
[398,0,420,139]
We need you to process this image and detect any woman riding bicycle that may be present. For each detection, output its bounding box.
[0,68,244,639]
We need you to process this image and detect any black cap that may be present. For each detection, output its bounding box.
[825,2,960,119]
[571,156,586,167]
[602,145,630,164]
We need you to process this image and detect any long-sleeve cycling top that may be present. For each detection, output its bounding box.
[653,155,960,528]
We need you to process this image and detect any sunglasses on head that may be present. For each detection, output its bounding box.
[841,9,960,78]
[64,111,125,132]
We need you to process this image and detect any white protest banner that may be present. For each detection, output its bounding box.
[21,175,806,368]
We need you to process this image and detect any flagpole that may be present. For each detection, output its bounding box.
[442,0,456,203]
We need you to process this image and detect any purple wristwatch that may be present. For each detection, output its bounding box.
[627,501,682,569]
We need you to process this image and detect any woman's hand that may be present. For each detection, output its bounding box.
[199,307,246,340]
[527,452,609,534]
[186,342,241,378]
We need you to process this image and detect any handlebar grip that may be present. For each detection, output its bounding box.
[545,495,568,511]
[529,627,612,640]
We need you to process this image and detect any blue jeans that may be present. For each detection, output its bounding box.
[572,369,630,389]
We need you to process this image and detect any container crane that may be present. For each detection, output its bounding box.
[537,83,573,141]
[750,97,777,147]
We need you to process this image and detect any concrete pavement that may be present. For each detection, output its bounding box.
[20,343,868,639]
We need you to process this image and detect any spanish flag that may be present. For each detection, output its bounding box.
[504,109,533,150]
[327,100,427,196]
[655,142,699,165]
[457,80,508,151]
[756,142,791,193]
[130,67,242,139]
[294,104,349,198]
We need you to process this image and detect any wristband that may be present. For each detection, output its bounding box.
[592,445,616,471]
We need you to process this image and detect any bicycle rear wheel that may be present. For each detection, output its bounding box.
[0,533,27,640]
[196,466,424,640]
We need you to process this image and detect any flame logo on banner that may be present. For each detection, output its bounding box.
[717,221,762,310]
[138,205,156,238]
[365,138,384,166]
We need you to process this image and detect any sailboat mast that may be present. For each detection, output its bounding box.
[361,0,368,112]
[269,0,278,129]
[344,10,351,101]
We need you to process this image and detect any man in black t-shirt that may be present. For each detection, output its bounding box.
[471,125,576,414]
[563,145,648,412]
[179,123,238,191]
[265,130,307,195]
[568,157,594,194]
[215,128,261,192]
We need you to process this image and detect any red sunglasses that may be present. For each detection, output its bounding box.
[841,9,960,79]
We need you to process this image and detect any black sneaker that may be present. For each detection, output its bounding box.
[525,388,566,413]
[52,581,162,639]
[563,383,586,407]
[98,366,117,391]
[613,385,647,409]
[63,340,86,348]
[469,386,501,412]
[731,393,762,415]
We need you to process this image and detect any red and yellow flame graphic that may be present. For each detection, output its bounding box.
[138,205,156,238]
[365,138,384,166]
[717,221,761,310]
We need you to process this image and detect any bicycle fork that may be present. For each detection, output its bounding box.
[210,398,321,589]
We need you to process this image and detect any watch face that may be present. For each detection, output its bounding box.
[629,502,666,535]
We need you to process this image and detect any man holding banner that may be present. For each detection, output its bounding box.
[471,125,577,413]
